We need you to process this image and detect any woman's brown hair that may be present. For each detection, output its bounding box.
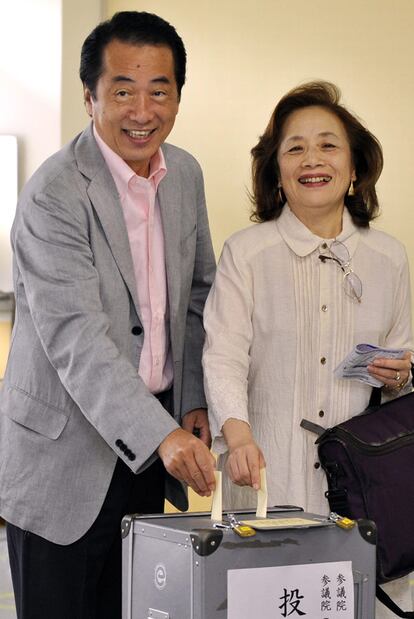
[250,81,383,226]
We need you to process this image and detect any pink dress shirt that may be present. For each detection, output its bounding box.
[94,127,173,393]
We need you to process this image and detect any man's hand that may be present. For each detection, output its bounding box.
[158,428,216,497]
[182,408,212,447]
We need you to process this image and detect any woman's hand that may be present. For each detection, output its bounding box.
[222,419,266,490]
[367,351,412,391]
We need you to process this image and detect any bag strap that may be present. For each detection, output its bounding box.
[301,386,382,435]
[368,386,382,408]
[368,366,414,409]
[376,585,414,617]
[300,420,351,514]
[300,419,325,436]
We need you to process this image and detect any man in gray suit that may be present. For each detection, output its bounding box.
[0,11,216,619]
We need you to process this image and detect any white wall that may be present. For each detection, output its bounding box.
[1,0,412,508]
[4,0,413,260]
[0,0,62,188]
[106,0,414,277]
[0,0,102,372]
[0,136,17,291]
[0,0,103,188]
[104,0,414,512]
[61,0,104,144]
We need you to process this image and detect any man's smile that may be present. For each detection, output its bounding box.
[124,128,156,139]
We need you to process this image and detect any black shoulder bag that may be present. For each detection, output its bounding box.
[302,387,414,617]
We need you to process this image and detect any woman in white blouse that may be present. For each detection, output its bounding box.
[202,82,413,617]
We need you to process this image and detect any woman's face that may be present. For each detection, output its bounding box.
[277,106,355,217]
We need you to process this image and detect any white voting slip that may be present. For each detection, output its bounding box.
[334,343,407,387]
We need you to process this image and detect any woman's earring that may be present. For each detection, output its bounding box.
[348,180,355,196]
[278,183,284,203]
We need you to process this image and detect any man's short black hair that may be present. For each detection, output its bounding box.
[80,11,187,99]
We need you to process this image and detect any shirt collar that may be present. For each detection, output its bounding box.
[93,125,167,199]
[276,204,360,258]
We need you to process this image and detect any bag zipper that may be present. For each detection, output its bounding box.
[319,426,414,455]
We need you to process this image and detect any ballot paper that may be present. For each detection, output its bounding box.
[334,343,407,387]
[256,468,267,518]
[210,468,267,522]
[211,470,223,521]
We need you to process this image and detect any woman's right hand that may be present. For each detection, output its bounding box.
[222,419,266,490]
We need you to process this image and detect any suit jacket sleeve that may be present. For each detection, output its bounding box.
[180,163,216,416]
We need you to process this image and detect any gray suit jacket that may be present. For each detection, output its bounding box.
[0,124,215,544]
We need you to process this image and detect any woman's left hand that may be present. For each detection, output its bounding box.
[367,351,412,391]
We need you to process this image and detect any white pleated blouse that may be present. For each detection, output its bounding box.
[203,205,413,515]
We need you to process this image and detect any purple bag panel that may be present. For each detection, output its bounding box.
[316,391,414,583]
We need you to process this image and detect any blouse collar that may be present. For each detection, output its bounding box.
[276,204,360,258]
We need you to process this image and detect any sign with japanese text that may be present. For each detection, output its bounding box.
[228,561,353,618]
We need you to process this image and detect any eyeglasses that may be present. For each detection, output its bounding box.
[318,240,362,303]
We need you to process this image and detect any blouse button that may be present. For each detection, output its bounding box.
[321,304,328,312]
[320,357,327,365]
[321,242,328,250]
[131,326,143,336]
[319,410,325,418]
[314,462,321,469]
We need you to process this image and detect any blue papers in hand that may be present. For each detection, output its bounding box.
[334,344,407,387]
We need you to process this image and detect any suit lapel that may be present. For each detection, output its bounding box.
[158,155,182,322]
[75,125,140,315]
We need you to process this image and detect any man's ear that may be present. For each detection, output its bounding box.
[83,87,93,118]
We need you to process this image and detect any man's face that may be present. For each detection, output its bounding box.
[84,39,179,177]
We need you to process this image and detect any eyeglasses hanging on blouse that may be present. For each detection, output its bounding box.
[318,240,362,303]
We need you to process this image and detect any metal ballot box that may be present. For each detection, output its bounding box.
[122,507,376,619]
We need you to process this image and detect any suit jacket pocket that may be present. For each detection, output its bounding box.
[1,385,71,440]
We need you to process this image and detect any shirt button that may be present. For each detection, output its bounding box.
[131,326,143,336]
[320,357,327,365]
[321,243,328,250]
[321,304,328,312]
[314,462,321,469]
[319,410,325,418]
